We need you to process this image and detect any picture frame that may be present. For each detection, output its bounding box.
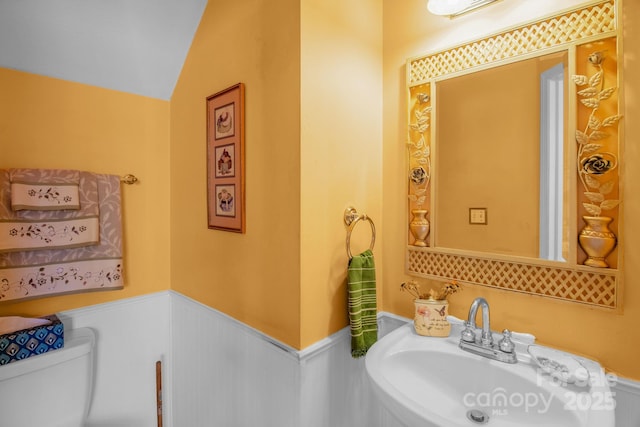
[207,83,245,232]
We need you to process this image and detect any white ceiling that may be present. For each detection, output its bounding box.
[0,0,207,100]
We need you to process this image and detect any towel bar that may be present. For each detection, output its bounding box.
[120,174,139,185]
[344,207,376,259]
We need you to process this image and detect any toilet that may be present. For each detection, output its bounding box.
[0,327,95,427]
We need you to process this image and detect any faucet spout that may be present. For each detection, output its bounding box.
[468,297,492,346]
[459,297,517,364]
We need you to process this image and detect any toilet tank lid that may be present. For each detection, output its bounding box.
[0,327,95,381]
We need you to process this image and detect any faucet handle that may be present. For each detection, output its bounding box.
[499,329,515,353]
[461,321,476,343]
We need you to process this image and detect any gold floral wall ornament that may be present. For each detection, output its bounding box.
[573,49,621,268]
[407,91,432,247]
[573,51,621,217]
[407,93,432,209]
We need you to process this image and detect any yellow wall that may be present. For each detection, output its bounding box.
[299,0,383,348]
[3,0,639,381]
[0,68,171,315]
[169,0,303,347]
[170,0,383,349]
[382,0,640,380]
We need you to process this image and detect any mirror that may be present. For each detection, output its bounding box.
[405,0,622,310]
[435,52,569,261]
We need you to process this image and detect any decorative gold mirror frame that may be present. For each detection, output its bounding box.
[406,0,623,310]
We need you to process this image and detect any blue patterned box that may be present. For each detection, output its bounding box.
[0,314,64,365]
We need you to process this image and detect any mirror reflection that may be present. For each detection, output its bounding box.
[434,51,569,261]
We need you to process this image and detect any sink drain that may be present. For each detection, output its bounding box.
[466,409,490,424]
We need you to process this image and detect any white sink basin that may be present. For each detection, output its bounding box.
[365,322,615,427]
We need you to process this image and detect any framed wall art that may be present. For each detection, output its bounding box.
[207,83,245,232]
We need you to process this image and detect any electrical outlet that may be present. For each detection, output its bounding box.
[469,208,487,225]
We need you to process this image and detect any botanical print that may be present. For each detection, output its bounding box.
[206,83,244,232]
[413,301,449,336]
[215,184,235,217]
[28,186,72,204]
[214,102,235,140]
[11,182,80,210]
[0,260,123,301]
[215,144,235,178]
[9,223,88,244]
[0,217,100,252]
[416,304,431,323]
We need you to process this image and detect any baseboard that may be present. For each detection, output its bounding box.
[615,376,640,395]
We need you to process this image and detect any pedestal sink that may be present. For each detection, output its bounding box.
[365,322,615,427]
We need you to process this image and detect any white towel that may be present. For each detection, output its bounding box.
[9,169,80,211]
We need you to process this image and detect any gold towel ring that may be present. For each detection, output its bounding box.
[344,207,376,259]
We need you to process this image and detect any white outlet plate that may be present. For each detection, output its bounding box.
[469,208,487,225]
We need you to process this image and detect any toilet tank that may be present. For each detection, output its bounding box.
[0,327,95,427]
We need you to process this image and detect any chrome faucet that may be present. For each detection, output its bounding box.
[459,297,517,364]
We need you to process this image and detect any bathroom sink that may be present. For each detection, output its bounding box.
[365,322,614,427]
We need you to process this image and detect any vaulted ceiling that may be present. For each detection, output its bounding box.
[0,0,207,100]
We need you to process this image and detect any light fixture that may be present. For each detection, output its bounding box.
[427,0,499,17]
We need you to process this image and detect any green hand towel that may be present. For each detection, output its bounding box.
[348,249,378,358]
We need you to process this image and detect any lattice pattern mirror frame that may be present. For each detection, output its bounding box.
[405,0,623,310]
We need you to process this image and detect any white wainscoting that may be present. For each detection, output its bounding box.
[613,377,640,427]
[297,312,410,427]
[169,291,406,427]
[170,292,300,426]
[59,292,172,427]
[57,292,640,426]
